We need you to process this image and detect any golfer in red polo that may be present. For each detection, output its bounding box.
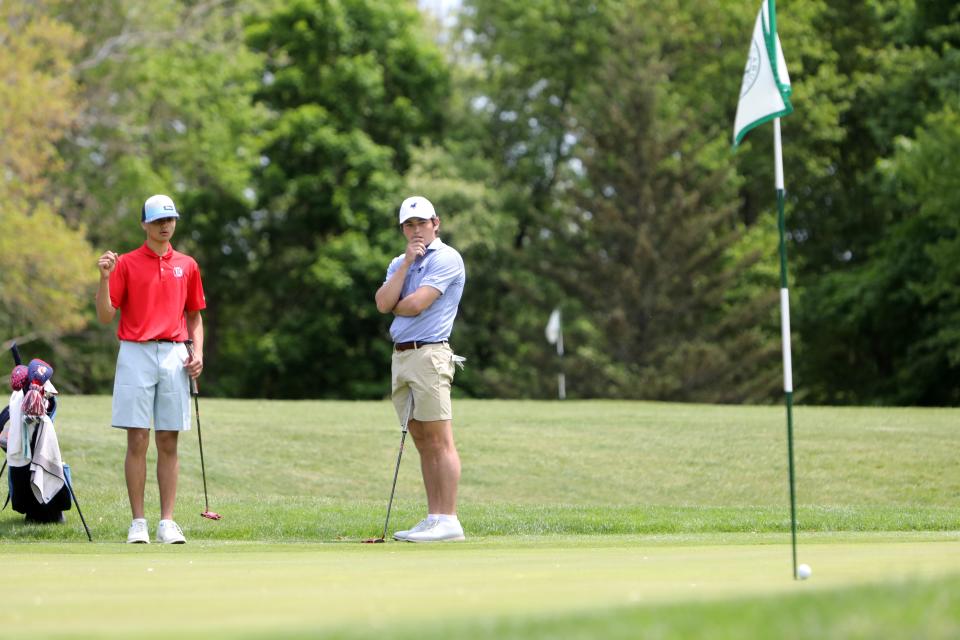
[95,194,206,544]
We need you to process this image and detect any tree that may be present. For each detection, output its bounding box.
[226,0,451,397]
[792,0,960,404]
[0,1,97,362]
[443,0,616,398]
[53,0,266,392]
[555,6,781,401]
[452,0,783,400]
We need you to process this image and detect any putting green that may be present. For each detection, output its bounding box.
[3,534,958,638]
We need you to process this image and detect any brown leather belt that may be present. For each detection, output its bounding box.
[395,340,445,352]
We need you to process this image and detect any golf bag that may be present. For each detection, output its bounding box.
[0,347,79,528]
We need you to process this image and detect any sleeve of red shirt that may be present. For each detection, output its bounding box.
[187,259,207,312]
[109,255,126,310]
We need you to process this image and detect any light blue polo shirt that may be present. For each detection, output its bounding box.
[386,238,465,343]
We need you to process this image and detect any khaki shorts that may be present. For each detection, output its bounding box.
[391,343,457,423]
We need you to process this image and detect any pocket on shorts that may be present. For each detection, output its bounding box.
[430,348,456,382]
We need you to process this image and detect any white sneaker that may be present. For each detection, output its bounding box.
[156,519,186,544]
[126,518,149,544]
[393,518,433,541]
[404,518,465,543]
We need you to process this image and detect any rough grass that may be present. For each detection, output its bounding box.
[4,398,955,541]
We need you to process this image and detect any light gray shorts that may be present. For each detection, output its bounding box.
[112,341,191,431]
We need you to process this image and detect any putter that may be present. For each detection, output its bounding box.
[184,340,221,521]
[363,390,414,543]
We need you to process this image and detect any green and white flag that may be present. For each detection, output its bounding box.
[733,0,792,147]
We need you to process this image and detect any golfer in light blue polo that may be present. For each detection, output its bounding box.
[375,195,466,542]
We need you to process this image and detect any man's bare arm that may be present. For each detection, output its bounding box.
[375,262,411,313]
[95,251,118,323]
[392,286,441,317]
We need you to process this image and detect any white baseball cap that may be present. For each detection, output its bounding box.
[398,196,436,224]
[141,194,180,223]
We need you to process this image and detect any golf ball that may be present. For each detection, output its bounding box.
[797,563,812,580]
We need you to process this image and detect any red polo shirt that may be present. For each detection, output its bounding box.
[109,243,206,341]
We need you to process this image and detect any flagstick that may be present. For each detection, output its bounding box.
[557,314,566,400]
[774,118,799,579]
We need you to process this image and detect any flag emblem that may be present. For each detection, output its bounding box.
[733,0,792,147]
[740,41,761,97]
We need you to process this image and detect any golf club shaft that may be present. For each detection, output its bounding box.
[380,430,406,540]
[379,391,414,540]
[194,394,211,512]
[184,340,211,513]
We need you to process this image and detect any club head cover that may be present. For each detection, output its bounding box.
[10,365,28,391]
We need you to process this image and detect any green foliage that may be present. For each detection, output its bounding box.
[792,1,960,404]
[0,3,79,195]
[5,0,958,404]
[0,1,97,347]
[801,104,960,404]
[454,0,784,401]
[224,0,450,397]
[51,0,268,391]
[57,0,264,246]
[0,202,98,340]
[247,0,448,172]
[447,0,615,398]
[574,11,784,401]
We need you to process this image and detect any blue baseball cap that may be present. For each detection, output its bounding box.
[141,194,180,223]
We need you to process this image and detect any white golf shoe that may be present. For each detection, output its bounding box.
[393,518,434,541]
[404,517,465,543]
[156,519,186,544]
[126,518,150,544]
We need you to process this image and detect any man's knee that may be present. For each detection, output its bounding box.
[155,431,179,456]
[126,428,150,456]
[410,420,455,452]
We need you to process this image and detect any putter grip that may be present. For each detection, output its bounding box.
[184,340,199,396]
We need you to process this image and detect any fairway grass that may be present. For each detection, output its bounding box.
[3,534,959,639]
[1,398,958,637]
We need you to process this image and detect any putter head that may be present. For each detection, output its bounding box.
[201,510,222,521]
[361,537,386,544]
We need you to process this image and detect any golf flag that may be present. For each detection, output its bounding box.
[545,308,561,347]
[545,308,566,399]
[733,0,793,147]
[733,0,801,580]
